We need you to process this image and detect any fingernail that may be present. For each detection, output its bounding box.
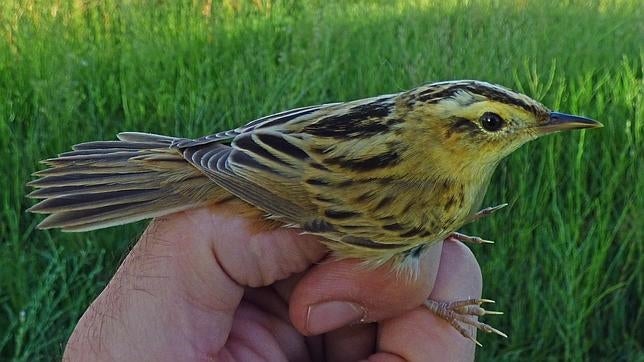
[305,301,366,335]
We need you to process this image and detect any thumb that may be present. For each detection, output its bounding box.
[65,204,327,360]
[65,210,246,360]
[289,241,443,335]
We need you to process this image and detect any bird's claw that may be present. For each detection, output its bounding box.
[468,203,508,222]
[448,231,495,244]
[424,298,507,346]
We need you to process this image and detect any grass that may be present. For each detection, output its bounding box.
[0,0,641,360]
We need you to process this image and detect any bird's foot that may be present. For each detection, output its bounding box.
[447,231,495,244]
[468,203,508,223]
[424,298,506,347]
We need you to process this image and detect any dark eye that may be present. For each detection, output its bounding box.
[479,112,505,132]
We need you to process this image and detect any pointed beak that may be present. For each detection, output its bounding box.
[538,112,603,134]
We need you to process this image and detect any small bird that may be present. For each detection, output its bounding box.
[27,80,602,344]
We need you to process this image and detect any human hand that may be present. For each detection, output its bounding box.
[64,202,481,361]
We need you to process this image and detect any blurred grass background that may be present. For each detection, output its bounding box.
[0,0,641,360]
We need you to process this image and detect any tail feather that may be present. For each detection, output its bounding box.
[28,171,155,187]
[28,182,161,199]
[43,152,137,165]
[28,133,225,232]
[72,140,174,151]
[37,199,186,232]
[33,165,142,177]
[28,189,165,213]
[60,148,138,157]
[116,132,178,144]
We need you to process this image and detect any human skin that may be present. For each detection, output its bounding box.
[63,202,481,361]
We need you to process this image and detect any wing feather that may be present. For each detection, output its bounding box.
[172,103,337,149]
[170,95,431,261]
[182,143,312,221]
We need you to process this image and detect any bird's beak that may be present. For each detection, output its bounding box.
[538,112,603,134]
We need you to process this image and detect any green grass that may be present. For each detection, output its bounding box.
[0,0,641,360]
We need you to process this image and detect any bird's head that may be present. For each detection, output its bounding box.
[403,80,602,177]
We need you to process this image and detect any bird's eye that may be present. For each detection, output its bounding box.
[479,112,505,132]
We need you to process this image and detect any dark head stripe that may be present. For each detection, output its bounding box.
[463,84,539,114]
[416,81,540,114]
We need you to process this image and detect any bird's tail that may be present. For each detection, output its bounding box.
[27,132,226,232]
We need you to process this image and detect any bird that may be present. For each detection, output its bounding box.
[27,80,602,344]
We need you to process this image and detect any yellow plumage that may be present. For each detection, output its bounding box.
[27,80,602,343]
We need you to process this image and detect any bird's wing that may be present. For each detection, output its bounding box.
[181,140,315,222]
[171,103,340,148]
[174,94,427,252]
[172,103,342,221]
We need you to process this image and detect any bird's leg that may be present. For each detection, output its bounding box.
[467,203,508,223]
[424,298,506,346]
[446,203,508,244]
[448,231,494,244]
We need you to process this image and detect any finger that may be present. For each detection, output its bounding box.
[200,202,328,287]
[64,204,327,360]
[272,273,378,361]
[289,241,443,336]
[375,241,481,362]
[65,210,244,360]
[324,324,377,362]
[228,301,311,361]
[428,240,483,350]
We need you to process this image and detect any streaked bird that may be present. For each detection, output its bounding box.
[28,80,602,344]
